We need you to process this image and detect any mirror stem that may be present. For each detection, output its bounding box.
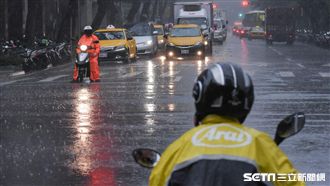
[274,134,284,145]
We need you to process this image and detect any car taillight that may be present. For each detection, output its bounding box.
[241,30,245,34]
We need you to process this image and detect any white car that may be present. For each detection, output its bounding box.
[129,23,158,57]
[213,18,227,44]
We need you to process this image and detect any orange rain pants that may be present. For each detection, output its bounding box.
[73,34,100,81]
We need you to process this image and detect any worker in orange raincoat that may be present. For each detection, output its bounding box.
[72,26,101,82]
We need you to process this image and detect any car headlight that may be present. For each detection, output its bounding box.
[204,41,208,46]
[114,45,126,51]
[159,39,164,44]
[145,40,153,45]
[80,45,88,52]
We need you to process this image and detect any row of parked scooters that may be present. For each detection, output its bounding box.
[0,38,72,72]
[296,29,330,49]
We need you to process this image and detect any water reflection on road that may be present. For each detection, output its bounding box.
[71,84,116,185]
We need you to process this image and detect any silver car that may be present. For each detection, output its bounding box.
[129,23,158,57]
[213,18,227,44]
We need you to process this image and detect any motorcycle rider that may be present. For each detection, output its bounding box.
[149,63,305,186]
[72,26,100,82]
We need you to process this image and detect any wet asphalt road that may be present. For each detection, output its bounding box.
[1,35,329,186]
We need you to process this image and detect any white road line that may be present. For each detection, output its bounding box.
[10,71,25,77]
[38,75,69,82]
[297,63,305,68]
[0,80,18,87]
[286,57,294,62]
[277,71,295,77]
[319,72,330,78]
[0,78,33,87]
[173,76,182,82]
[100,72,108,76]
[322,63,330,67]
[119,71,143,78]
[270,48,283,56]
[160,71,180,78]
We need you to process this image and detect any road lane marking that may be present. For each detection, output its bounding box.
[119,71,143,78]
[38,75,69,82]
[322,63,330,67]
[10,71,25,77]
[319,72,330,78]
[297,63,305,68]
[0,78,33,87]
[174,76,182,82]
[160,71,180,78]
[0,80,18,87]
[100,72,108,76]
[286,57,294,62]
[269,47,283,56]
[277,71,295,77]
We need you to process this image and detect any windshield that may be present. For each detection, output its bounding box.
[130,24,152,36]
[170,27,201,37]
[214,21,221,28]
[178,18,208,27]
[155,27,164,35]
[94,31,125,40]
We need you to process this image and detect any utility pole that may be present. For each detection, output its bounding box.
[22,0,28,35]
[4,0,8,40]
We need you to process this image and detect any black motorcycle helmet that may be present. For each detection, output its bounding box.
[193,63,254,126]
[83,26,93,37]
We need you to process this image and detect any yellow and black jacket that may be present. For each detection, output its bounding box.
[149,115,305,186]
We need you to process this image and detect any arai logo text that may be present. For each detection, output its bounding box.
[192,124,252,148]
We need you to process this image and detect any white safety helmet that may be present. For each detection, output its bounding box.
[107,25,115,29]
[84,26,93,31]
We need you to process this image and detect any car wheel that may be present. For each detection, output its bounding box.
[208,41,213,55]
[124,49,131,63]
[132,49,137,62]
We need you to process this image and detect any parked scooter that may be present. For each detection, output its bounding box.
[133,112,305,169]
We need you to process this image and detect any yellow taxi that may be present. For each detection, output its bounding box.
[154,24,165,49]
[94,28,137,63]
[165,24,207,60]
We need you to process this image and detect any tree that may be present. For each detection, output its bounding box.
[56,0,78,42]
[126,1,141,24]
[25,0,43,43]
[92,0,115,29]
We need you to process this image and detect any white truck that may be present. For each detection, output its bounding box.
[173,1,214,54]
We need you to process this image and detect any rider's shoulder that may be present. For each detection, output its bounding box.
[92,34,99,40]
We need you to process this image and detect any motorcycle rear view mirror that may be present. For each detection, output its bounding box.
[153,31,159,35]
[201,24,207,30]
[132,148,161,169]
[274,112,305,145]
[202,30,209,37]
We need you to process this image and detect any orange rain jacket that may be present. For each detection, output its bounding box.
[73,34,100,81]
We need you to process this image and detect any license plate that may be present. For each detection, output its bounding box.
[100,52,107,58]
[181,50,189,54]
